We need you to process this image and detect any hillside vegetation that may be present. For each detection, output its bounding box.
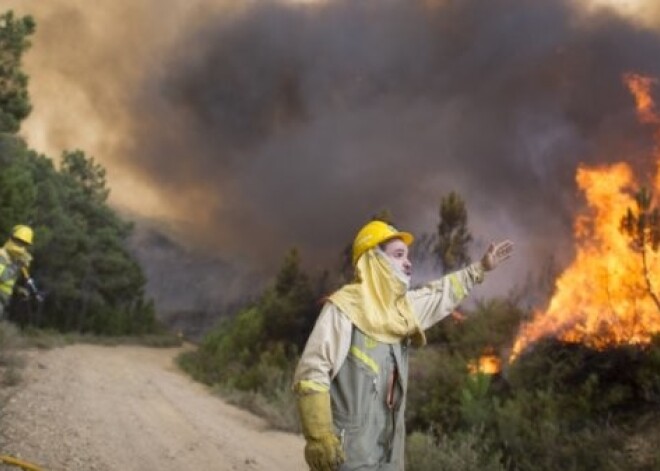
[0,11,156,335]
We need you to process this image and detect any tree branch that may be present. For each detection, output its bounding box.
[641,245,660,311]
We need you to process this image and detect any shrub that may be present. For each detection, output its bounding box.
[406,427,505,471]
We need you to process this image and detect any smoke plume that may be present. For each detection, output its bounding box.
[6,0,660,309]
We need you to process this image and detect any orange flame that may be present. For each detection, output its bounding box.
[470,355,501,375]
[468,349,502,375]
[510,73,660,361]
[625,73,660,126]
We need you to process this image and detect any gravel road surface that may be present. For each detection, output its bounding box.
[0,344,306,471]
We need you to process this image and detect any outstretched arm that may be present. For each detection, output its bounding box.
[409,239,514,330]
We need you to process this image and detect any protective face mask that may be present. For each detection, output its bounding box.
[4,240,27,260]
[376,247,411,290]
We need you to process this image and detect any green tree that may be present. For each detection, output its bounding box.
[436,192,472,273]
[0,11,35,133]
[0,11,154,334]
[620,186,660,310]
[38,150,153,333]
[264,248,318,351]
[0,144,155,334]
[60,149,110,202]
[0,9,36,229]
[0,136,36,235]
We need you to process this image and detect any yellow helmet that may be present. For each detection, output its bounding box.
[352,220,414,266]
[11,225,34,246]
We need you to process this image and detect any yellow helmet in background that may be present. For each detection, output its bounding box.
[11,225,34,246]
[351,220,414,266]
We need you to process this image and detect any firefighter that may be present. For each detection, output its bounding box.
[0,225,37,320]
[293,220,514,471]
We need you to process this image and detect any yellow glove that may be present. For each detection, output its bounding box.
[297,391,344,471]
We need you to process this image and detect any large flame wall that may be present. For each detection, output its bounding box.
[512,75,660,360]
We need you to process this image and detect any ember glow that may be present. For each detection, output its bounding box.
[468,351,502,375]
[511,73,660,361]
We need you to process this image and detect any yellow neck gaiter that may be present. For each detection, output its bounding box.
[3,240,26,260]
[328,248,426,347]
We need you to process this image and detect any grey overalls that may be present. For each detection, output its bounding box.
[331,327,409,471]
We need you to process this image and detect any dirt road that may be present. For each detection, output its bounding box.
[1,344,307,471]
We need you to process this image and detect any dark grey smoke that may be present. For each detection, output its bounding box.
[62,0,660,308]
[19,0,660,314]
[128,220,263,337]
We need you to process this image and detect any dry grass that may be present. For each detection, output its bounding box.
[18,327,183,349]
[211,382,301,433]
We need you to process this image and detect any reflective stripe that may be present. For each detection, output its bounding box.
[349,345,379,374]
[295,380,330,393]
[0,265,13,296]
[449,274,466,300]
[0,255,18,296]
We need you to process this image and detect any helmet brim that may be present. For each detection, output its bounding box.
[383,231,414,247]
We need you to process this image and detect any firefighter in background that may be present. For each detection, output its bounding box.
[0,225,40,321]
[293,220,514,471]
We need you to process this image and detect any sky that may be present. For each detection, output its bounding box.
[4,0,660,309]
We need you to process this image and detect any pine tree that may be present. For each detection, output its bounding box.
[0,11,35,133]
[620,186,660,310]
[60,150,110,202]
[266,248,317,350]
[436,192,473,273]
[0,137,36,235]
